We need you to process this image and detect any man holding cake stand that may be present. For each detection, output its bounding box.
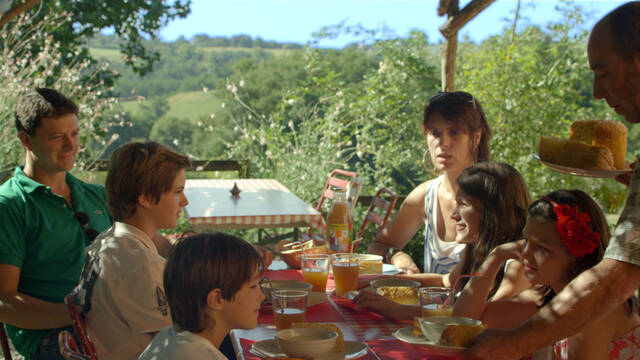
[465,2,640,359]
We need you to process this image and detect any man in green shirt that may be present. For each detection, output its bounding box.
[0,88,112,359]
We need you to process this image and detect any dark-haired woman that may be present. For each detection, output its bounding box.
[368,91,491,276]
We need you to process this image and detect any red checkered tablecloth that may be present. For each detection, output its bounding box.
[184,179,326,231]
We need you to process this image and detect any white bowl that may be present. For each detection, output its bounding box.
[418,316,483,344]
[275,327,338,359]
[261,280,312,303]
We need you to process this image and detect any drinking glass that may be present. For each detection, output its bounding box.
[302,254,330,292]
[330,253,360,297]
[272,289,308,330]
[419,286,453,317]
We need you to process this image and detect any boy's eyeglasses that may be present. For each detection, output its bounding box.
[74,211,100,242]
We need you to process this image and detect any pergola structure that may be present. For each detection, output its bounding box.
[438,0,496,91]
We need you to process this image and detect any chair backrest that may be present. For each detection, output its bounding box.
[58,330,91,360]
[353,187,398,252]
[0,322,12,360]
[64,288,98,360]
[315,169,359,212]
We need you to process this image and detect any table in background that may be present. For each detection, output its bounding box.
[184,179,325,242]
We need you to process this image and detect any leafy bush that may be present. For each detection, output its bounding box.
[0,10,120,175]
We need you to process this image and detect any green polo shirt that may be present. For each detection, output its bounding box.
[0,167,112,358]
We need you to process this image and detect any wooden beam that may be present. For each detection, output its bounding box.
[0,0,42,27]
[439,0,495,39]
[437,0,458,17]
[441,35,458,91]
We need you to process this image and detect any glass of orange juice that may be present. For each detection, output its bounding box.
[419,286,453,317]
[331,253,360,297]
[302,254,330,292]
[273,289,308,331]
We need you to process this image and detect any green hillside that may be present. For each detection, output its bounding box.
[120,91,222,122]
[88,47,122,63]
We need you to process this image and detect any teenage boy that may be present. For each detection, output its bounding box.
[77,141,190,360]
[0,88,112,360]
[138,232,265,360]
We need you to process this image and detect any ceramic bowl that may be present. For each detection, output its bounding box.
[418,316,484,344]
[275,327,338,359]
[260,280,312,303]
[279,243,330,269]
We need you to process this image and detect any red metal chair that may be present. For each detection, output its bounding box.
[351,187,398,252]
[64,288,98,360]
[303,169,362,244]
[58,330,91,360]
[1,322,12,360]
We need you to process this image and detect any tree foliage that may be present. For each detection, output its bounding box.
[41,0,191,76]
[0,9,120,174]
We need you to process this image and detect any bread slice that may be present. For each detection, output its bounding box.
[412,317,422,336]
[439,324,488,348]
[376,286,419,305]
[291,322,344,352]
[570,120,628,170]
[538,136,615,170]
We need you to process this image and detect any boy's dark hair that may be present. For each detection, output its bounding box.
[14,88,78,136]
[163,232,264,333]
[106,141,190,221]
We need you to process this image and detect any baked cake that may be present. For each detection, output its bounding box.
[538,120,627,170]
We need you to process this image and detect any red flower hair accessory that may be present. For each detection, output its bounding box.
[542,197,601,257]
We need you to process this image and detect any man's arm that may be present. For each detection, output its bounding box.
[465,258,640,360]
[0,264,70,329]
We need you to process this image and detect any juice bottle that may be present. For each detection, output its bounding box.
[327,188,352,253]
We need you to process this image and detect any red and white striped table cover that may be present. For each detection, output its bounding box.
[184,179,325,231]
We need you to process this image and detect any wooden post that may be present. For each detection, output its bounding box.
[437,0,496,91]
[441,35,458,92]
[0,0,42,27]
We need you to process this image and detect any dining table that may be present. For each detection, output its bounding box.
[184,179,325,242]
[231,260,461,360]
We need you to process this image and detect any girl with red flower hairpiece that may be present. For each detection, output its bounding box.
[454,189,640,360]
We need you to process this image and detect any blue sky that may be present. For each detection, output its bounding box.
[159,0,628,48]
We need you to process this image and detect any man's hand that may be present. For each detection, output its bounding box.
[253,244,274,268]
[463,328,522,360]
[615,160,636,187]
[390,251,420,274]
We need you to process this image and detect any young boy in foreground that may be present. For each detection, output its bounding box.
[138,232,265,359]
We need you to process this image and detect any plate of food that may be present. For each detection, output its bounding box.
[382,263,401,275]
[534,154,633,178]
[251,339,367,359]
[536,120,633,178]
[393,327,464,357]
[393,316,487,357]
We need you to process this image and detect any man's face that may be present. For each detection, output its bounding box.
[587,23,640,123]
[20,113,80,173]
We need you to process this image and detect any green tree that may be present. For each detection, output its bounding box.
[0,9,119,173]
[457,3,627,211]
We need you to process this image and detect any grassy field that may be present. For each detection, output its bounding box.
[120,91,222,122]
[89,45,294,65]
[88,47,122,63]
